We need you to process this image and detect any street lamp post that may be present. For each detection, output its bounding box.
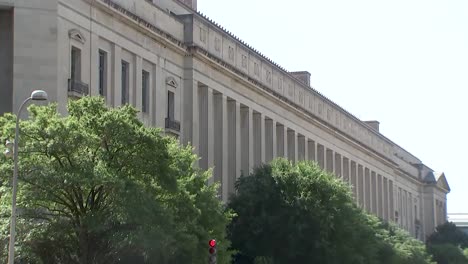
[5,90,47,264]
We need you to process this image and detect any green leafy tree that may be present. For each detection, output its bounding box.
[0,97,232,264]
[227,158,433,264]
[427,222,468,264]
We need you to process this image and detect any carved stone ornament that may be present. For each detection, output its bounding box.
[166,76,178,88]
[68,29,86,44]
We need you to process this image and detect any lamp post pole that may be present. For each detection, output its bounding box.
[6,90,47,264]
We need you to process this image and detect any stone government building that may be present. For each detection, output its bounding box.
[0,0,450,240]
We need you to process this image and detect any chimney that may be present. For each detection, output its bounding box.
[365,120,380,132]
[290,71,311,87]
[178,0,197,10]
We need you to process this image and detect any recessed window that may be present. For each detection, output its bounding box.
[98,50,107,96]
[167,91,174,120]
[71,46,81,81]
[121,60,129,105]
[142,70,149,113]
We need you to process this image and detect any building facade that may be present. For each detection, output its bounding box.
[0,0,450,240]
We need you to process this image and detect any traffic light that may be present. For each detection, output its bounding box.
[208,239,217,264]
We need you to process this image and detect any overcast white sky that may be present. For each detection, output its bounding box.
[198,0,468,213]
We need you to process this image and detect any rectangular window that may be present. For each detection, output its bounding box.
[142,70,149,113]
[71,47,81,80]
[121,60,129,105]
[98,50,107,96]
[167,91,174,120]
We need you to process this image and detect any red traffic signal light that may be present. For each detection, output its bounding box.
[208,239,217,263]
[209,239,216,248]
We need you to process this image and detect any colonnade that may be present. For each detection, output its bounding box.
[190,83,420,232]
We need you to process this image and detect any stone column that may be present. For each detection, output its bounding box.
[111,44,122,107]
[198,86,208,170]
[213,92,223,190]
[334,153,342,177]
[308,140,316,161]
[253,111,261,167]
[276,123,284,158]
[287,129,296,162]
[261,114,266,164]
[297,134,305,161]
[317,144,325,169]
[377,174,383,218]
[221,95,228,202]
[248,108,254,172]
[389,179,394,221]
[235,102,242,180]
[154,65,166,128]
[304,137,309,161]
[365,168,371,212]
[265,118,273,163]
[343,157,350,183]
[383,177,388,220]
[351,161,357,200]
[272,119,277,159]
[207,87,214,184]
[358,164,364,208]
[371,171,377,215]
[135,56,143,115]
[283,126,288,159]
[227,99,237,197]
[326,148,334,173]
[240,105,251,175]
[192,80,200,157]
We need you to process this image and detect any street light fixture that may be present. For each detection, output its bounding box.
[4,90,48,264]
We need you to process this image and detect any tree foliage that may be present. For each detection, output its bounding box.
[227,159,434,264]
[427,222,468,264]
[0,97,232,264]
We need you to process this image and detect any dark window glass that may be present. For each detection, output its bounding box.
[167,91,174,120]
[99,50,107,96]
[121,61,129,104]
[71,47,81,80]
[142,70,149,113]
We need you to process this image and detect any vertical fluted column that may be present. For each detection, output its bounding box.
[227,99,236,196]
[304,137,309,161]
[317,144,324,169]
[135,56,143,112]
[351,161,357,199]
[371,171,377,215]
[198,86,207,170]
[221,95,228,202]
[283,126,288,159]
[389,179,394,221]
[383,177,388,220]
[213,92,222,191]
[248,108,254,172]
[272,120,277,160]
[260,114,266,164]
[365,168,371,212]
[326,148,334,173]
[377,174,383,218]
[343,157,350,183]
[235,102,241,180]
[112,44,122,107]
[308,140,316,162]
[358,164,364,207]
[207,87,214,184]
[253,112,261,167]
[276,123,284,158]
[334,153,342,178]
[192,81,199,158]
[240,106,248,175]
